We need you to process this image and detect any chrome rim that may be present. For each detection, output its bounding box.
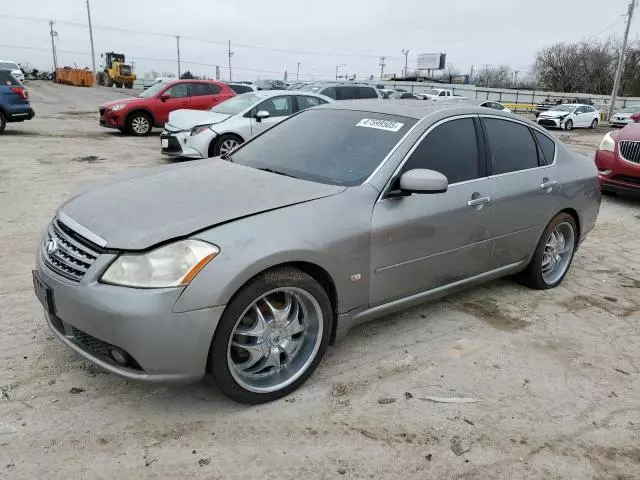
[541,222,575,284]
[227,288,323,393]
[219,139,239,156]
[131,116,149,134]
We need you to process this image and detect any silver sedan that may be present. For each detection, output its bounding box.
[161,91,332,158]
[34,101,600,404]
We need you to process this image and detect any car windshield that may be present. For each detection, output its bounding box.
[0,62,19,70]
[211,94,261,114]
[137,82,168,98]
[228,109,417,186]
[427,89,442,95]
[550,105,576,112]
[620,105,640,113]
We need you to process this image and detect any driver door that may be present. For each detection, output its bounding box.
[249,96,293,136]
[369,116,493,306]
[574,106,588,127]
[155,83,191,124]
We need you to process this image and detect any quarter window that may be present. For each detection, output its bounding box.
[483,118,539,174]
[533,130,556,165]
[402,118,479,184]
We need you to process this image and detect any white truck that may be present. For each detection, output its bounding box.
[421,88,466,101]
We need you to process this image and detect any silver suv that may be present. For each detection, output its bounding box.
[300,82,381,100]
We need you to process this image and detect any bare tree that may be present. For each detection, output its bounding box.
[474,65,512,88]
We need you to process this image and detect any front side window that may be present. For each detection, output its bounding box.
[229,109,416,186]
[402,118,479,184]
[483,118,539,175]
[439,91,446,96]
[357,87,378,99]
[255,96,293,117]
[165,83,189,98]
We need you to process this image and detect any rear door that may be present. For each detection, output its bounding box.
[190,82,216,110]
[249,95,293,135]
[155,83,191,124]
[481,117,560,268]
[370,116,493,305]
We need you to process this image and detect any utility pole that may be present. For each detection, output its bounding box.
[296,62,300,81]
[49,21,58,72]
[85,0,96,76]
[379,56,386,80]
[176,35,181,77]
[514,70,519,87]
[401,49,409,77]
[609,0,636,119]
[228,40,234,82]
[335,63,345,80]
[469,65,474,83]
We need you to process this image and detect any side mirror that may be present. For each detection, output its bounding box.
[631,112,640,123]
[255,110,270,122]
[398,169,448,194]
[159,94,170,102]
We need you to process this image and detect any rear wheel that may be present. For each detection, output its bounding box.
[518,213,577,290]
[125,83,133,89]
[209,134,243,157]
[209,267,332,404]
[563,119,573,131]
[127,112,152,136]
[590,119,598,129]
[0,111,6,134]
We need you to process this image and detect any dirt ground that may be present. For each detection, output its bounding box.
[1,82,639,480]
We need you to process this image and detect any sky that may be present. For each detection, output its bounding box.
[1,0,637,82]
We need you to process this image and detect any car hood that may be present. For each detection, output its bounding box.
[166,110,232,131]
[540,110,571,118]
[59,160,345,250]
[614,123,640,141]
[613,112,633,119]
[100,97,146,109]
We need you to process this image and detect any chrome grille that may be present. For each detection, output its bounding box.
[619,141,640,164]
[41,219,99,281]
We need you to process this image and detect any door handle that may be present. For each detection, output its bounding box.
[467,196,491,207]
[540,179,557,190]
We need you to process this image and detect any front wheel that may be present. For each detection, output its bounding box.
[518,213,577,290]
[127,112,152,136]
[563,119,573,131]
[209,267,332,404]
[590,119,598,129]
[209,134,243,157]
[0,111,6,134]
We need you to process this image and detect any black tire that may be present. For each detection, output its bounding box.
[126,112,152,136]
[117,127,126,134]
[125,83,133,89]
[564,119,573,131]
[0,111,6,134]
[590,119,598,129]
[209,133,243,157]
[518,213,578,290]
[208,267,332,404]
[106,77,114,88]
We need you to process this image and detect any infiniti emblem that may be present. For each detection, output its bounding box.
[46,238,59,255]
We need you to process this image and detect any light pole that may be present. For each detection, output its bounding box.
[228,40,234,82]
[336,63,345,80]
[86,0,96,76]
[401,49,409,77]
[609,0,636,119]
[379,56,386,80]
[297,62,300,81]
[49,21,58,72]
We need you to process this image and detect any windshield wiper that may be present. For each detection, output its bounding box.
[257,167,298,179]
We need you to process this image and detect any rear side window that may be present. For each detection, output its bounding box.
[0,70,19,86]
[402,118,479,184]
[229,84,252,94]
[208,83,222,95]
[357,87,378,99]
[483,118,539,174]
[533,130,556,165]
[191,83,212,96]
[336,86,356,100]
[296,95,326,111]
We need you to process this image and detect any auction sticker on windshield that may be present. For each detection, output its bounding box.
[356,118,404,132]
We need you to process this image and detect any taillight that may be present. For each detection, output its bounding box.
[10,87,28,99]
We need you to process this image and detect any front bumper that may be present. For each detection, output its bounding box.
[536,117,565,128]
[35,253,224,383]
[99,107,124,129]
[161,129,209,159]
[595,149,640,196]
[609,119,632,127]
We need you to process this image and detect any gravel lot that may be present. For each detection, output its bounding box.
[1,82,639,479]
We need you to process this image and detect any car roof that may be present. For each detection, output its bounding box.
[314,99,522,121]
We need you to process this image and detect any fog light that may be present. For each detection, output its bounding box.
[598,169,613,176]
[109,347,128,366]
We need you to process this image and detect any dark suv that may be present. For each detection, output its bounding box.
[300,82,381,100]
[0,68,35,133]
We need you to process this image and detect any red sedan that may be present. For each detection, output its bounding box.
[99,79,235,136]
[595,122,640,197]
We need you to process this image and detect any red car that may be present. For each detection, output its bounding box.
[99,80,235,136]
[595,122,640,197]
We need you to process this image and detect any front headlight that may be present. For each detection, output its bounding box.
[110,103,126,112]
[101,239,219,288]
[598,132,616,152]
[190,124,212,136]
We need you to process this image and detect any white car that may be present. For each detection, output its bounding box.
[0,60,24,83]
[479,101,511,113]
[609,104,640,127]
[161,91,332,158]
[536,104,599,131]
